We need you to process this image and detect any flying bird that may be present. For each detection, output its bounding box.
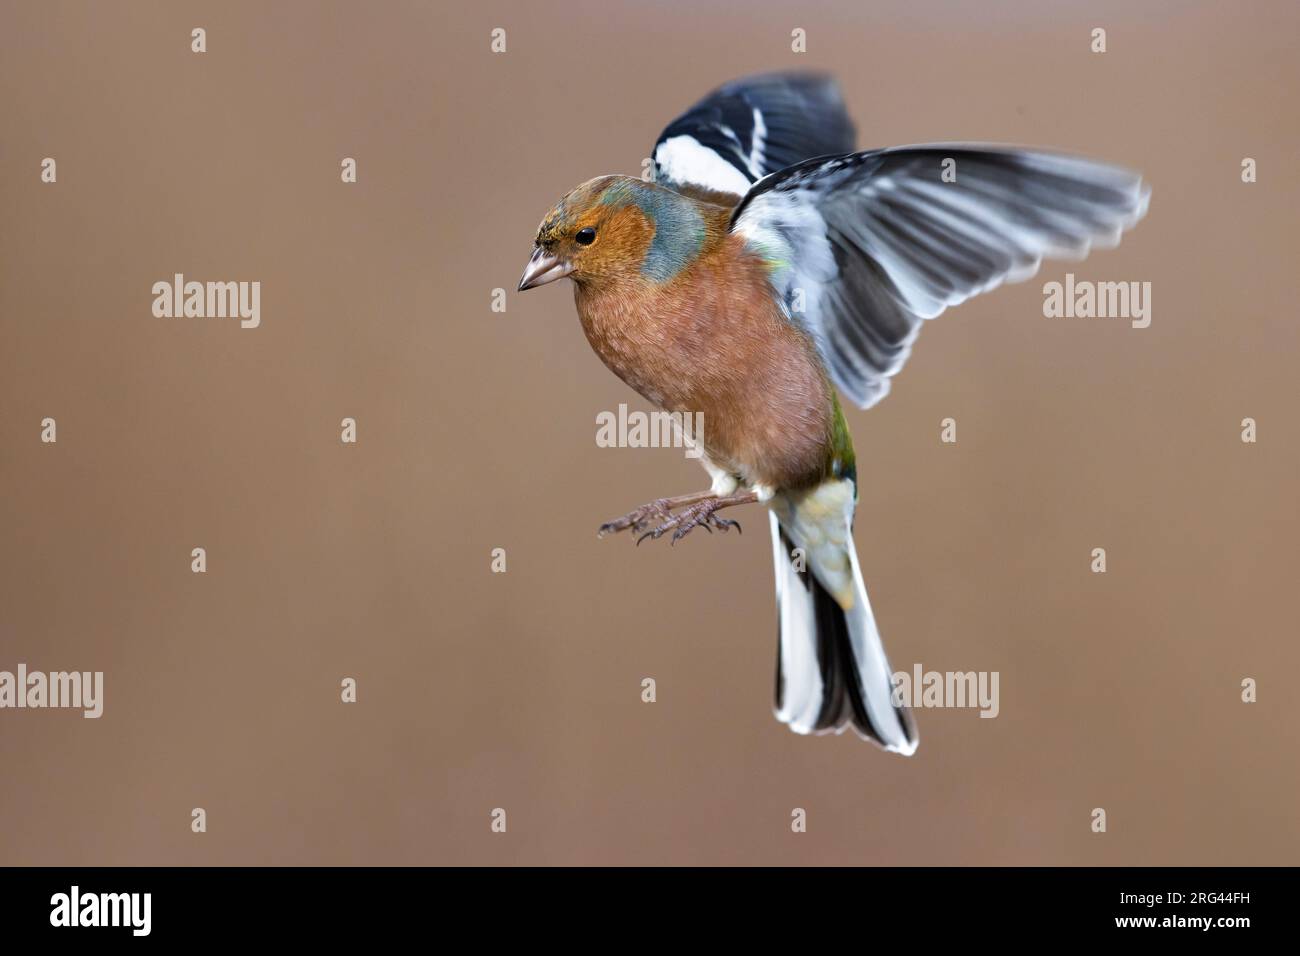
[518,73,1149,753]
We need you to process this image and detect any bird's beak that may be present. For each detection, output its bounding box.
[517,247,573,291]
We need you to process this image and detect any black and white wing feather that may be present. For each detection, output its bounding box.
[652,73,856,199]
[731,147,1151,408]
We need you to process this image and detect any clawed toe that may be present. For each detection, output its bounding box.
[648,501,740,545]
[598,500,673,538]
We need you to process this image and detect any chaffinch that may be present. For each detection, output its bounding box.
[518,72,1149,752]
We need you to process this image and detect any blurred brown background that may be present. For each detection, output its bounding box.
[1,0,1296,866]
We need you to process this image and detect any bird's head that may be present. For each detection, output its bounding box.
[518,175,708,292]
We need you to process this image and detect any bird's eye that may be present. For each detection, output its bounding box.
[575,227,596,246]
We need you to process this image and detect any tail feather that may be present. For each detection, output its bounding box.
[770,509,917,754]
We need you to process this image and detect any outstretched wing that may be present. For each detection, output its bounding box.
[652,72,856,199]
[730,146,1151,408]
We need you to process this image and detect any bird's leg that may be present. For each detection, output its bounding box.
[598,490,718,538]
[636,491,760,545]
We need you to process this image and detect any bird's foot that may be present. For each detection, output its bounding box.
[597,491,716,539]
[636,497,745,546]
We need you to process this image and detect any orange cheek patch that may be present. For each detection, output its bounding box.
[579,206,655,275]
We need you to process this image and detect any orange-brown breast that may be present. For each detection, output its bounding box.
[573,228,834,492]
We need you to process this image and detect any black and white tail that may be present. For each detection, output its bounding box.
[769,502,917,753]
